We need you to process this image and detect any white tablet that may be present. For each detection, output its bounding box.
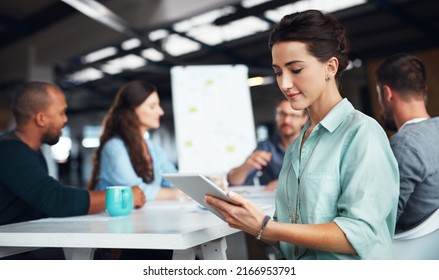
[163,173,234,220]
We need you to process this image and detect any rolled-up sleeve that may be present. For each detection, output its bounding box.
[335,119,399,259]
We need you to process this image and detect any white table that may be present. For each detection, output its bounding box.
[0,186,275,260]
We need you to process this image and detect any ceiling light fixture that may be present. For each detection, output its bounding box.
[121,38,142,50]
[141,48,165,62]
[67,67,104,84]
[101,54,146,75]
[61,0,134,35]
[81,46,117,63]
[248,76,274,87]
[61,0,179,64]
[264,0,367,22]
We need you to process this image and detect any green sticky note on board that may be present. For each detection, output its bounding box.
[185,140,193,147]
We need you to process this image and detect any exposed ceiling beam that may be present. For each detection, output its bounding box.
[60,0,181,65]
[0,2,75,49]
[369,0,439,37]
[214,0,299,25]
[0,12,32,33]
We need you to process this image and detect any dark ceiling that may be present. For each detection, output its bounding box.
[0,0,438,114]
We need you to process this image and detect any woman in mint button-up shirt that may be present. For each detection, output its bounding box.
[275,99,399,259]
[88,80,180,201]
[206,10,399,259]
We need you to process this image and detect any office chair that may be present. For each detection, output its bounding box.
[393,208,439,259]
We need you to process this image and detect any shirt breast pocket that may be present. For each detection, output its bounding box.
[300,172,340,223]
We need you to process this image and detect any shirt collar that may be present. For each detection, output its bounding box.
[399,118,428,130]
[319,98,353,133]
[294,98,353,157]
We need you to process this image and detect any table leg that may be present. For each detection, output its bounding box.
[200,237,228,260]
[63,248,95,260]
[226,232,248,259]
[172,248,196,260]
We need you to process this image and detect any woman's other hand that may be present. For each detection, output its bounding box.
[131,186,146,208]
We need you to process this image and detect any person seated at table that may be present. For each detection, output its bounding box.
[375,53,439,233]
[88,80,181,260]
[0,80,146,227]
[88,80,180,201]
[227,99,307,191]
[0,81,146,259]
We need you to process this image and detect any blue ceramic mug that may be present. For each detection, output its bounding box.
[106,186,133,217]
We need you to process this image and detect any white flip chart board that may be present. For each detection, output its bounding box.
[171,65,256,175]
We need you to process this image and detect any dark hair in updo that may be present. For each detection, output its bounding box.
[269,10,350,83]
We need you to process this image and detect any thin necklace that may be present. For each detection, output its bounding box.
[285,127,322,257]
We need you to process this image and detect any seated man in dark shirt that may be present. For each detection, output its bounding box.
[227,99,308,190]
[0,81,146,227]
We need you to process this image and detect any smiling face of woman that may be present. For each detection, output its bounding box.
[271,41,329,111]
[135,91,164,131]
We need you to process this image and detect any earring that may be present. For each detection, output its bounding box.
[325,75,330,81]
